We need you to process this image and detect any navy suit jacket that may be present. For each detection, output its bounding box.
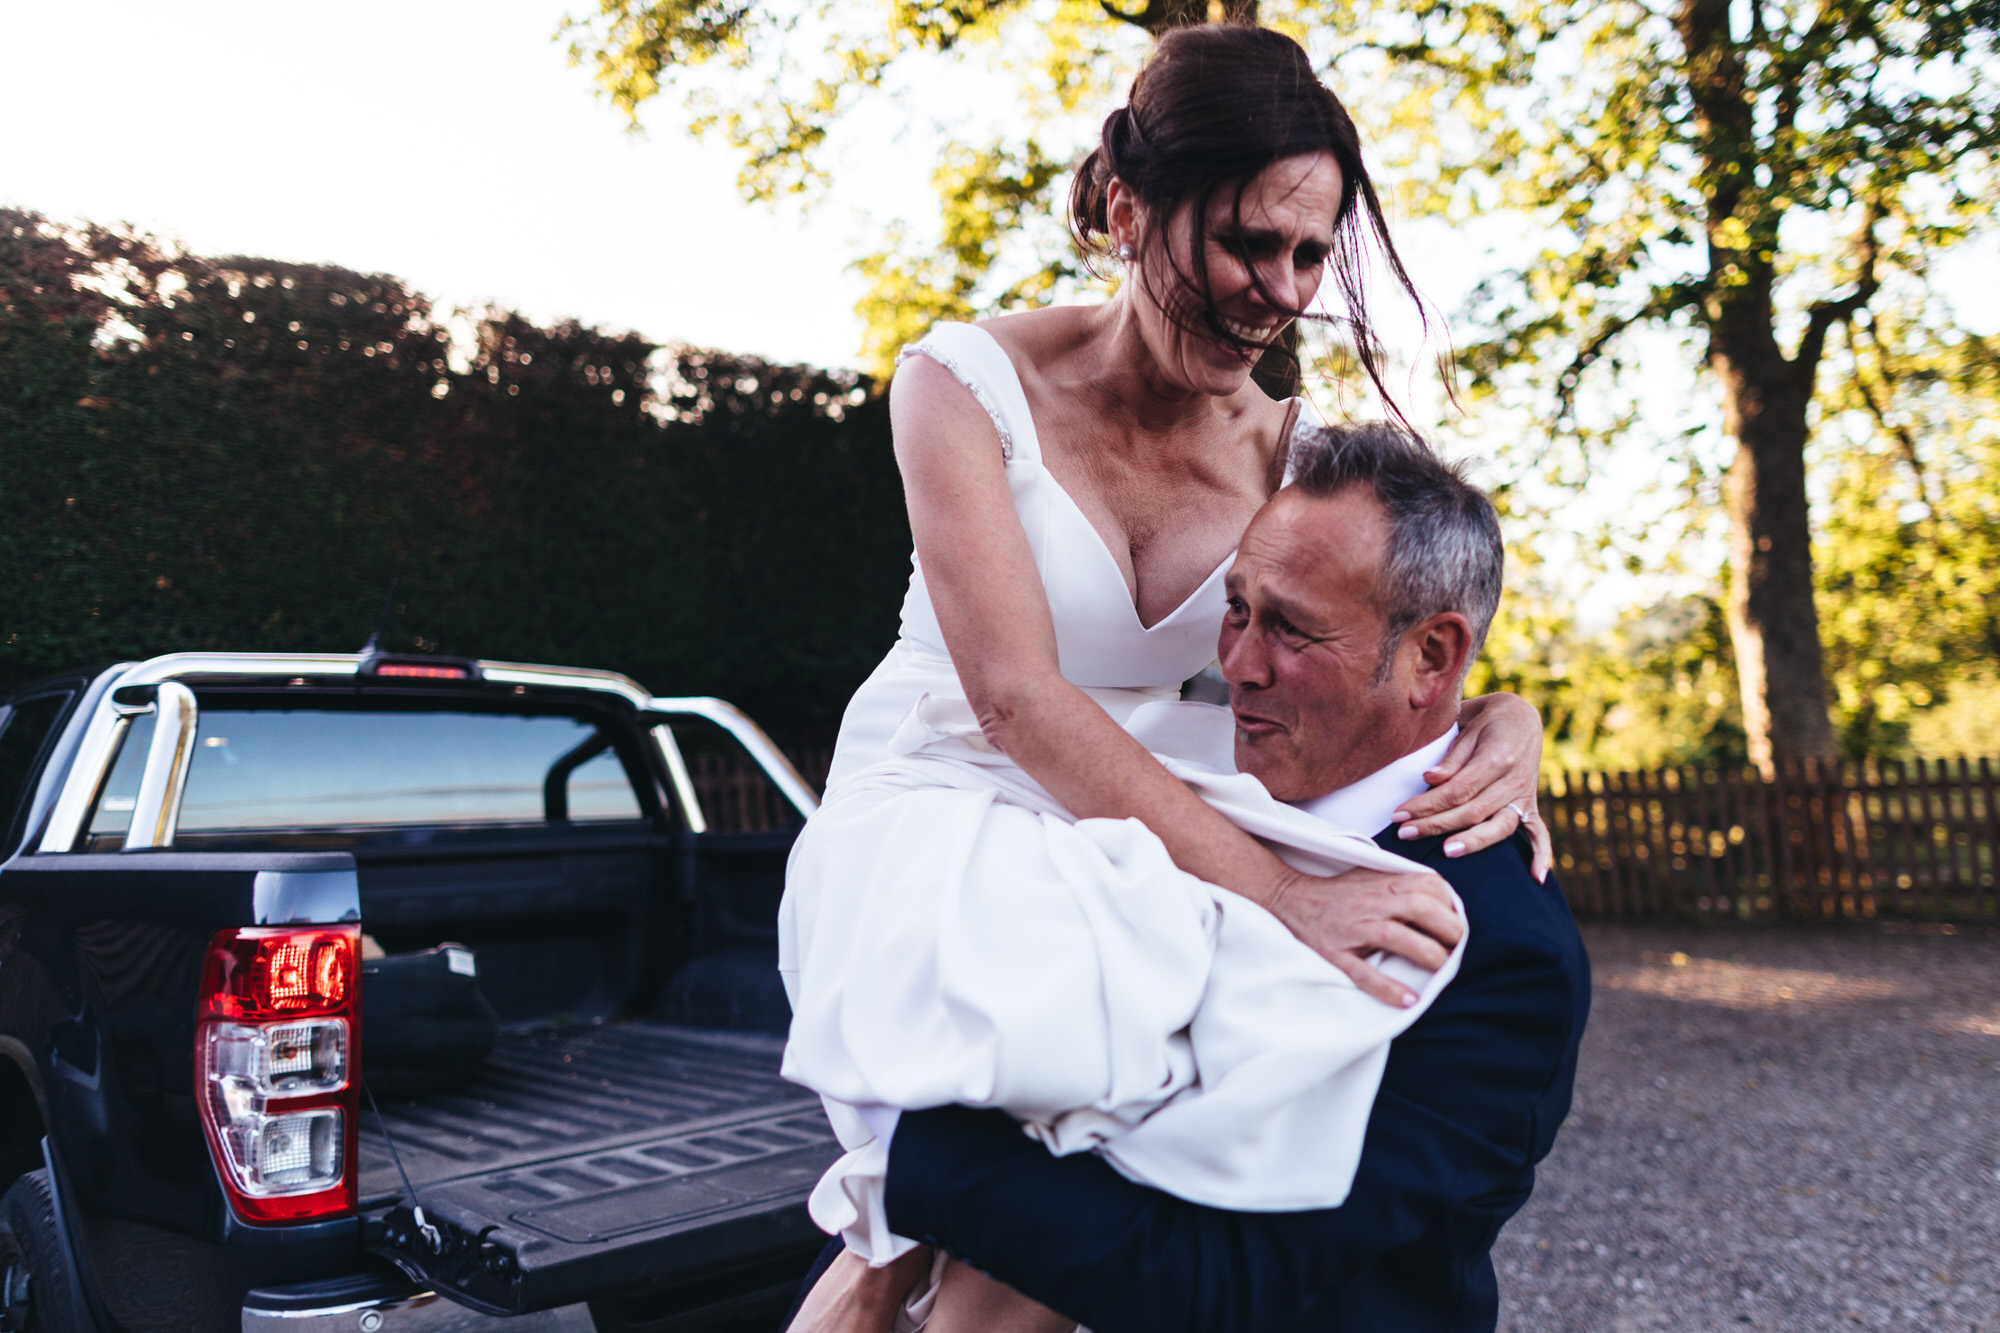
[882,827,1590,1333]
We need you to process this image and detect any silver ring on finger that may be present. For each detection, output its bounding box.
[1506,799,1534,826]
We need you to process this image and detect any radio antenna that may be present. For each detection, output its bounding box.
[359,576,400,657]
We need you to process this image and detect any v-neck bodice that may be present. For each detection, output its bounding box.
[823,322,1301,793]
[892,321,1252,689]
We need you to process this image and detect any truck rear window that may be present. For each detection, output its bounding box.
[89,708,642,837]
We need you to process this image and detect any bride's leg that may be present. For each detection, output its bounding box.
[790,1245,935,1333]
[927,1258,1077,1333]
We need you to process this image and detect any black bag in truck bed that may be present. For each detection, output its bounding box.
[363,1022,839,1315]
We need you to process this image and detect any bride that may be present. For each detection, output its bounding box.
[780,23,1549,1332]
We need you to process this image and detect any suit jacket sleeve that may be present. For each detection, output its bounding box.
[884,923,1581,1333]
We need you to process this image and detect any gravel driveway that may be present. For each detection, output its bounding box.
[1497,921,2000,1332]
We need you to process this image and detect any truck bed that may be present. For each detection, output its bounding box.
[359,1022,840,1318]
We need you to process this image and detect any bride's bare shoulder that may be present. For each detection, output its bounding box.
[975,306,1098,376]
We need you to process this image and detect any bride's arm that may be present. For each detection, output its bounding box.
[1393,694,1554,881]
[893,357,1457,1006]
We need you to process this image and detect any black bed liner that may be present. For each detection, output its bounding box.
[361,1021,839,1316]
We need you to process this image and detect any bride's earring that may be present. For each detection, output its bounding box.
[1115,242,1136,262]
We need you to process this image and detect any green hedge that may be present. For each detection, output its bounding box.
[0,211,911,741]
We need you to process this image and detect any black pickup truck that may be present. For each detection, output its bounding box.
[0,652,843,1333]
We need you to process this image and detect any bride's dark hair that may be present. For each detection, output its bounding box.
[1070,24,1433,410]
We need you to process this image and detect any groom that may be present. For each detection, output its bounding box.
[862,422,1591,1331]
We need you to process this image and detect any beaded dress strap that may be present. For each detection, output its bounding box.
[895,323,1041,464]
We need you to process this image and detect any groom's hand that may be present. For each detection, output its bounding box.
[1265,866,1461,1008]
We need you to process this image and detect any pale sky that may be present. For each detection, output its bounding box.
[0,0,877,368]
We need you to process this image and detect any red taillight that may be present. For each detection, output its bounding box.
[373,663,468,679]
[198,926,359,1223]
[204,929,352,1019]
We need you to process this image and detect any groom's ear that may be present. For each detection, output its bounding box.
[1405,613,1474,709]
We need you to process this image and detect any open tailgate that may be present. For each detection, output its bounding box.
[361,1022,839,1316]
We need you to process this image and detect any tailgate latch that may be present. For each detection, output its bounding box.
[367,1206,525,1316]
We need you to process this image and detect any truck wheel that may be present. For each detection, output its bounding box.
[0,1171,81,1333]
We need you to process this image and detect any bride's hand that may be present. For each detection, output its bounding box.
[1265,865,1463,1008]
[1391,692,1552,882]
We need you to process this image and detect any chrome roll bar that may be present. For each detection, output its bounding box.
[32,652,814,852]
[647,697,820,821]
[124,682,197,850]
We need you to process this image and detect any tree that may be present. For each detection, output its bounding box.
[562,0,2000,772]
[1422,1,1999,775]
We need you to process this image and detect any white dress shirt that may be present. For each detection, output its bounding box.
[1292,725,1459,838]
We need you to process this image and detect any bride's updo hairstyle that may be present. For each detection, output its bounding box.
[1071,24,1426,403]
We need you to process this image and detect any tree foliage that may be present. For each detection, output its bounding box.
[1385,0,1999,768]
[852,140,1074,377]
[1815,322,2000,755]
[0,211,910,741]
[1472,587,1748,775]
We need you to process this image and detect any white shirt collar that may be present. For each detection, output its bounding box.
[1291,725,1458,837]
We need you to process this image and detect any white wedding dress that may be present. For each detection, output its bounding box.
[777,322,1466,1266]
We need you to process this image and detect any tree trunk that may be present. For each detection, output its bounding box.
[1678,0,1839,774]
[1712,336,1840,773]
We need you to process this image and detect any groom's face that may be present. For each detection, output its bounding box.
[1218,487,1410,802]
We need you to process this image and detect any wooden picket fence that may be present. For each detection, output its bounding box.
[686,747,834,833]
[690,743,2000,922]
[1542,757,2000,921]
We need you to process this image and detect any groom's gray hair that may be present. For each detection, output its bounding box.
[1287,421,1504,684]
